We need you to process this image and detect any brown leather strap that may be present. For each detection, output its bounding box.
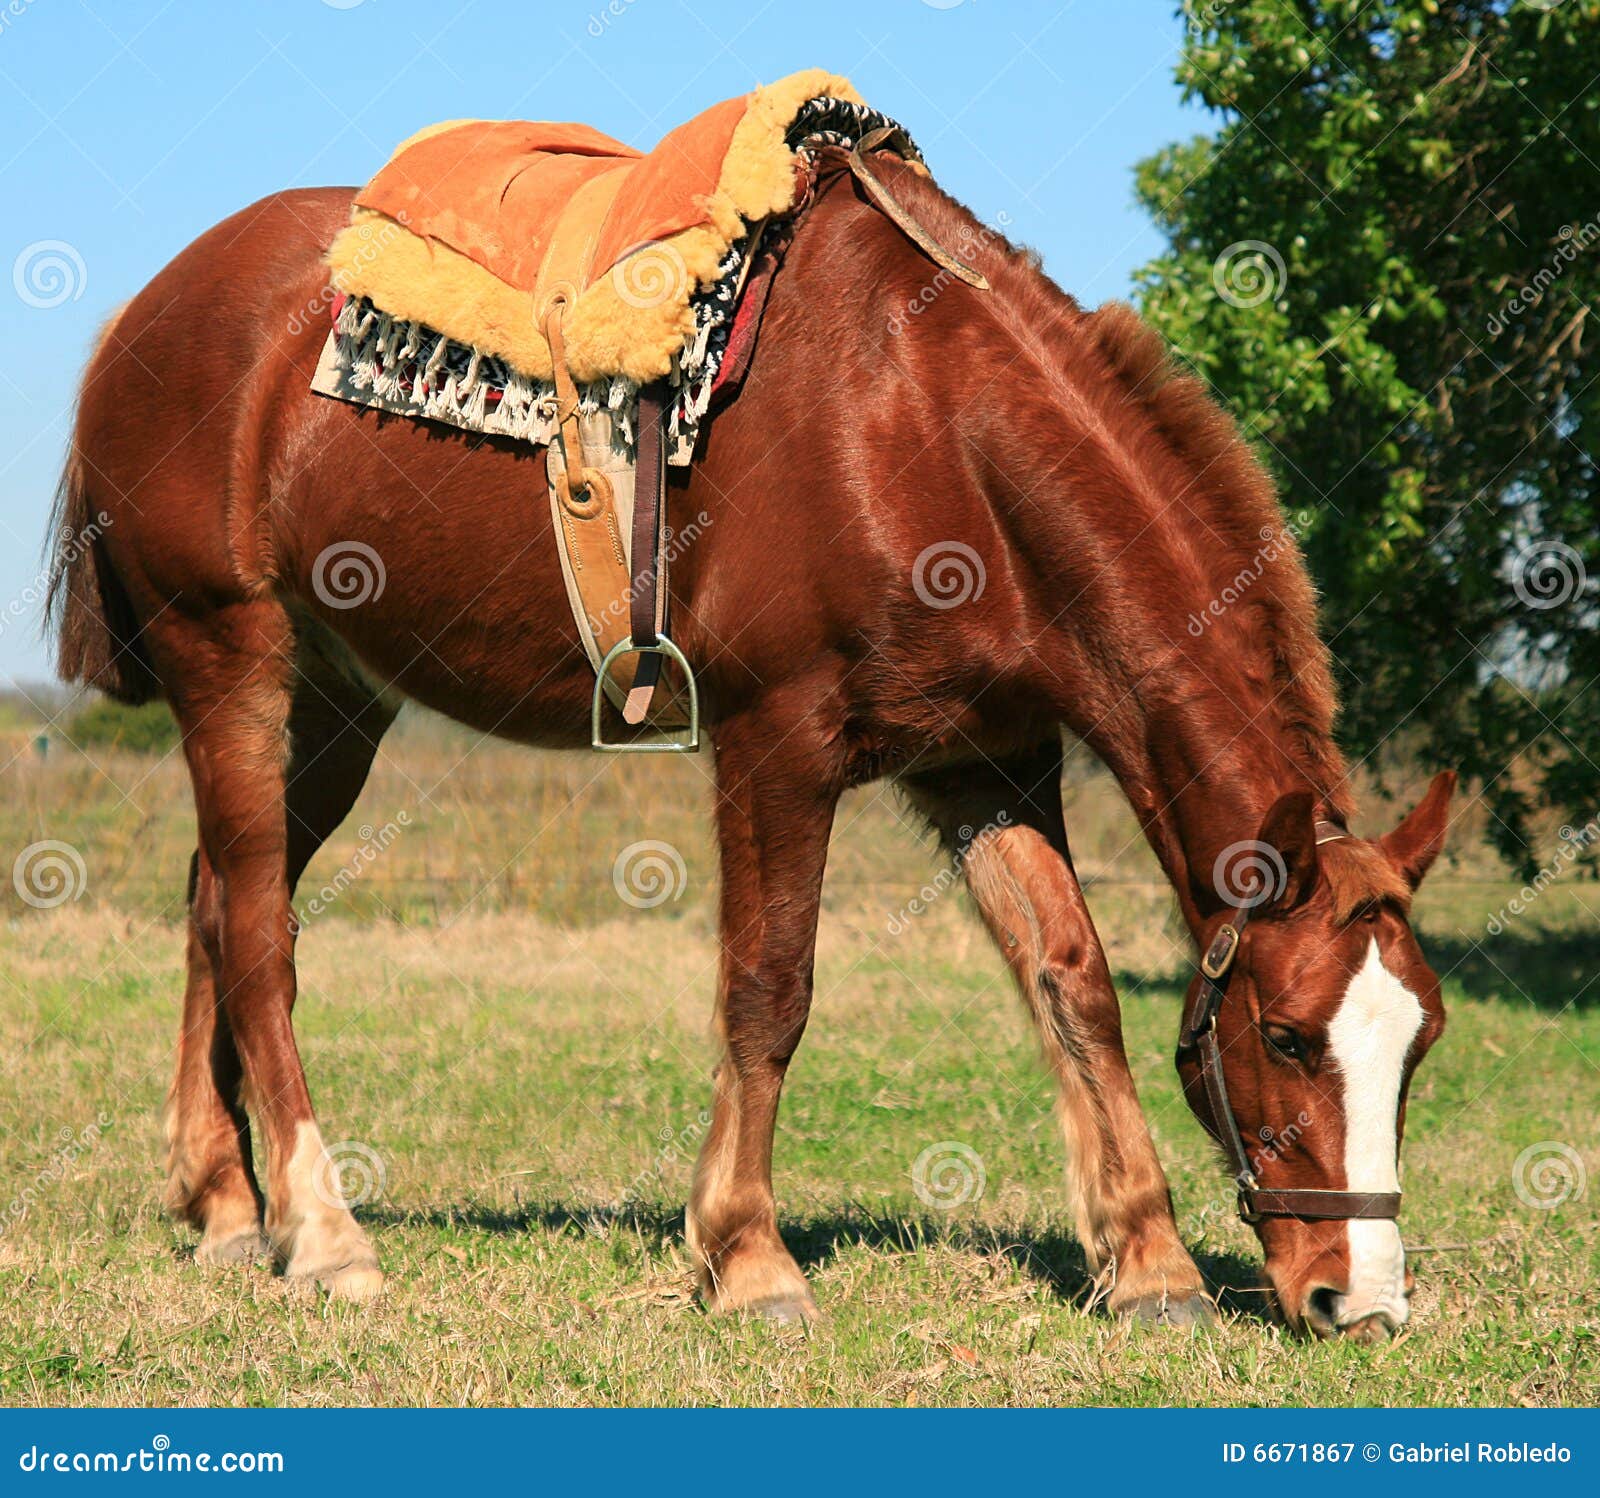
[543,299,607,518]
[847,126,990,291]
[1247,1188,1403,1221]
[630,384,666,648]
[621,383,667,725]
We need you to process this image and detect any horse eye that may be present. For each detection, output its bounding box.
[1262,1024,1307,1061]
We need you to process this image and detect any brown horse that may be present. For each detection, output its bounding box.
[49,155,1454,1339]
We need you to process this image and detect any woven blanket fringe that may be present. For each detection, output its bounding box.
[330,298,641,450]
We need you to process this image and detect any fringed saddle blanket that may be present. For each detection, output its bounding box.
[311,68,920,464]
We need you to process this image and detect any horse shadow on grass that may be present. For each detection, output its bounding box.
[365,1199,1273,1323]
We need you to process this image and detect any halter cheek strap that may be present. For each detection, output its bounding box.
[1180,822,1403,1226]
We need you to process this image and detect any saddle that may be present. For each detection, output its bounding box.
[310,69,980,747]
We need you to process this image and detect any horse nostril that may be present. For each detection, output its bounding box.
[1304,1284,1341,1337]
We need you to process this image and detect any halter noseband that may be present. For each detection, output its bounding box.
[1179,821,1403,1226]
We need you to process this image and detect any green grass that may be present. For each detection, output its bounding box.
[1,704,1596,1406]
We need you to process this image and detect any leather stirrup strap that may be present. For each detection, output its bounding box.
[544,299,597,509]
[847,126,990,291]
[621,383,667,725]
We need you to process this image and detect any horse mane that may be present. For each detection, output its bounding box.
[1079,301,1349,812]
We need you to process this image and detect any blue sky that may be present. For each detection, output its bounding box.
[0,0,1201,686]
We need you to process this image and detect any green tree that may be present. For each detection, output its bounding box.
[1134,0,1600,862]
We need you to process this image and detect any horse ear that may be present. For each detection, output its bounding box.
[1381,771,1457,890]
[1252,789,1320,913]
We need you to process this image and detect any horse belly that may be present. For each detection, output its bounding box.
[277,392,599,746]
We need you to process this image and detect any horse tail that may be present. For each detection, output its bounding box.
[45,305,160,705]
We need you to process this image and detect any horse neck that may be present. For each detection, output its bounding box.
[779,173,1351,932]
[1084,687,1346,934]
[905,240,1350,931]
[988,328,1351,931]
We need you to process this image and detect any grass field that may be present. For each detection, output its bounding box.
[1,701,1596,1407]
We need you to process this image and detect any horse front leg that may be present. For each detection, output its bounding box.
[687,711,839,1321]
[901,743,1211,1324]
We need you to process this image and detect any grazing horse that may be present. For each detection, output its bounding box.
[49,156,1454,1339]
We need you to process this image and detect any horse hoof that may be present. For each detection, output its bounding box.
[323,1265,386,1302]
[742,1293,819,1325]
[196,1229,270,1266]
[287,1260,385,1302]
[1119,1293,1214,1328]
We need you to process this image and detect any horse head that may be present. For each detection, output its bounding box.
[1176,773,1456,1338]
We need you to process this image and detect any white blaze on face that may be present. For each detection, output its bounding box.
[1326,937,1424,1327]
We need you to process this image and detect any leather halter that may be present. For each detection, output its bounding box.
[1178,821,1403,1226]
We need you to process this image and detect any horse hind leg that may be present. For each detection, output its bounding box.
[162,848,269,1266]
[156,601,398,1297]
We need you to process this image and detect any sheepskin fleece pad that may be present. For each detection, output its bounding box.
[323,68,869,386]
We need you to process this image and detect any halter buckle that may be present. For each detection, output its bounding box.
[1200,923,1240,979]
[1236,1170,1262,1225]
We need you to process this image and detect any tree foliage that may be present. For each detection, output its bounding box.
[1134,0,1600,861]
